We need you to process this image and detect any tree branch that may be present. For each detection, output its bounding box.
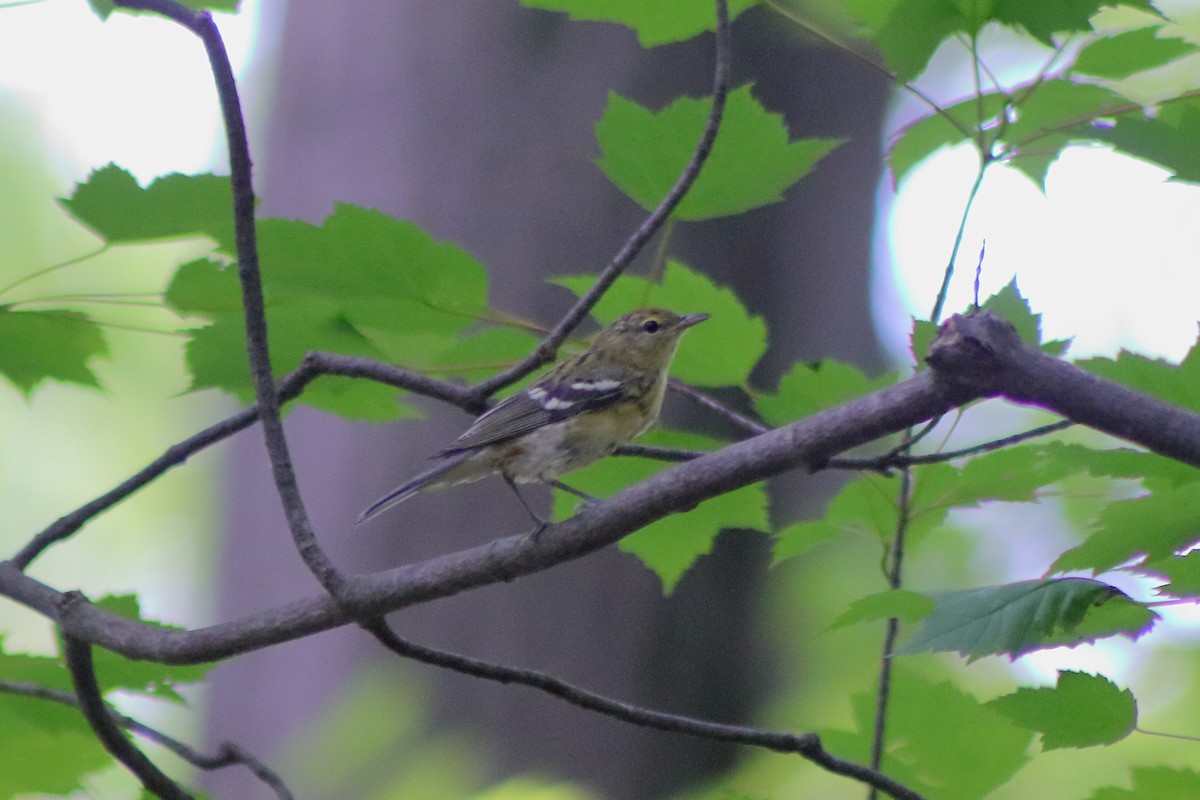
[9,351,476,571]
[359,620,924,800]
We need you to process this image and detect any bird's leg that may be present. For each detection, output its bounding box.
[502,474,550,539]
[550,480,599,512]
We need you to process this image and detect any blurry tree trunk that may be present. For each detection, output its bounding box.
[204,2,887,798]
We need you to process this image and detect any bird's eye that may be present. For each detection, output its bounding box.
[642,319,661,333]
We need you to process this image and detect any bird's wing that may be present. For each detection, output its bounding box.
[442,360,629,453]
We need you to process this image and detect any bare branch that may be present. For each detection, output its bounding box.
[468,0,734,398]
[828,419,1073,473]
[0,680,293,800]
[112,0,344,594]
[9,351,475,571]
[358,620,925,800]
[669,378,769,435]
[61,599,193,800]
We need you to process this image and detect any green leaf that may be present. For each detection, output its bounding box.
[757,360,896,426]
[1072,26,1196,79]
[870,0,970,81]
[1005,81,1122,149]
[0,308,107,394]
[910,318,938,364]
[554,429,767,593]
[822,666,1032,800]
[60,164,235,246]
[301,375,422,422]
[594,86,843,220]
[1079,341,1200,413]
[897,578,1157,660]
[1086,767,1200,800]
[430,326,543,382]
[1094,97,1200,184]
[1054,482,1200,574]
[96,0,239,17]
[521,0,755,47]
[925,444,1079,507]
[1136,550,1200,600]
[774,473,948,563]
[555,260,766,387]
[991,0,1158,46]
[888,92,1008,185]
[989,670,1137,749]
[1042,442,1199,489]
[979,279,1070,355]
[165,257,241,315]
[87,595,213,703]
[829,589,935,630]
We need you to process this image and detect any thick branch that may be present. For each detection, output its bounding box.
[13,367,962,664]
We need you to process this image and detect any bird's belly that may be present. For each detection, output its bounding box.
[499,406,644,483]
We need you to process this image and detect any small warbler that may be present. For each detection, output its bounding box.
[357,308,708,526]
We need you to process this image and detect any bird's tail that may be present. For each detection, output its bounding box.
[356,451,474,525]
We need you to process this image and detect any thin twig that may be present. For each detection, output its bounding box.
[359,620,925,800]
[669,379,769,435]
[468,0,733,399]
[61,609,193,800]
[10,351,474,571]
[114,0,344,593]
[867,466,912,800]
[0,680,293,800]
[827,419,1072,472]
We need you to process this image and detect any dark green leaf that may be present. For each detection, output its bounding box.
[757,360,896,426]
[1086,767,1200,800]
[1072,26,1196,79]
[871,0,969,81]
[989,670,1136,749]
[521,0,755,47]
[1005,81,1122,150]
[60,164,235,247]
[0,308,107,394]
[1053,482,1200,574]
[829,589,935,630]
[430,325,543,382]
[993,0,1158,45]
[1094,97,1200,184]
[889,92,1008,185]
[934,443,1079,506]
[165,257,241,315]
[595,86,843,220]
[554,429,767,593]
[823,666,1032,800]
[897,578,1156,660]
[555,260,766,387]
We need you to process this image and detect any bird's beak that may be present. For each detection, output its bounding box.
[679,313,710,329]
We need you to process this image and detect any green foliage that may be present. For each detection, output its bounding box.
[90,0,241,20]
[61,164,235,247]
[822,666,1033,800]
[9,1,1200,799]
[1086,767,1200,800]
[897,579,1157,661]
[521,0,756,47]
[594,86,843,220]
[989,670,1137,750]
[554,428,768,592]
[0,308,107,394]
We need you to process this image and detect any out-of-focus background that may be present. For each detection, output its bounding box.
[3,1,1200,798]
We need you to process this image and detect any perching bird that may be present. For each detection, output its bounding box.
[357,308,709,527]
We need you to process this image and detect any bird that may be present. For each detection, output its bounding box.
[357,308,709,528]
